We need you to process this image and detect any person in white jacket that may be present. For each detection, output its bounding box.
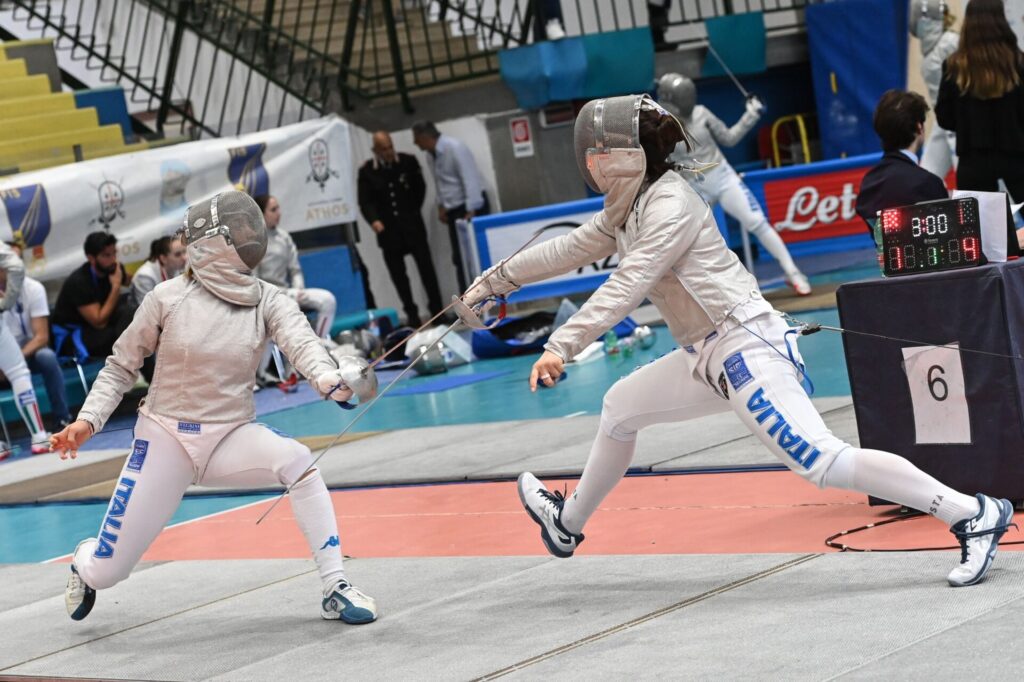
[53,191,378,625]
[462,94,1014,588]
[912,0,959,179]
[657,73,811,296]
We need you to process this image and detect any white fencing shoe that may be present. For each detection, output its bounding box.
[786,271,812,296]
[321,581,377,624]
[948,494,1016,587]
[517,472,584,558]
[65,560,96,621]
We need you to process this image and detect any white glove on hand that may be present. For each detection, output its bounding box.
[314,370,355,402]
[463,263,518,308]
[745,96,765,117]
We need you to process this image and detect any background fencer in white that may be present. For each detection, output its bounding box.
[656,73,812,296]
[0,241,50,456]
[913,0,959,179]
[52,191,377,624]
[463,94,1015,587]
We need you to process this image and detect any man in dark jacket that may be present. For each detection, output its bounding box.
[358,131,443,327]
[856,89,949,231]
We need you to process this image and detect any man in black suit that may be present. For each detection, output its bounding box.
[358,131,442,327]
[856,89,949,233]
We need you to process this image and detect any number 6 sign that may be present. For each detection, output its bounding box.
[901,344,971,444]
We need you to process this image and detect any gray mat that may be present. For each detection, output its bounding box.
[5,552,1024,680]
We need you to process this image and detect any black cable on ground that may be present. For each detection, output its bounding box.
[825,511,1024,552]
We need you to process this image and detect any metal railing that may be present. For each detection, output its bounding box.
[0,0,818,136]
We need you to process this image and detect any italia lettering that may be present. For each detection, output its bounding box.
[775,183,857,233]
[745,388,821,469]
[93,477,136,559]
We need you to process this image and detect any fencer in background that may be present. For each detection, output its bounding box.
[130,235,187,307]
[0,241,50,456]
[462,94,1014,589]
[656,73,812,296]
[252,194,338,346]
[912,0,959,179]
[54,191,378,625]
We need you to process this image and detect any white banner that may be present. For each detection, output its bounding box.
[0,115,356,282]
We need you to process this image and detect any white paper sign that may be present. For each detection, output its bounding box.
[952,190,1008,263]
[902,344,971,444]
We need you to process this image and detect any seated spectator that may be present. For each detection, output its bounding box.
[131,235,186,307]
[52,231,134,358]
[856,90,949,239]
[0,243,72,429]
[252,195,338,346]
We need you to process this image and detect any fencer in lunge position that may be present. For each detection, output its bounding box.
[461,95,1015,587]
[0,241,50,457]
[912,0,959,179]
[656,73,812,296]
[53,191,378,624]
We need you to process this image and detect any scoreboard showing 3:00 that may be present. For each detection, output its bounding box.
[880,197,982,277]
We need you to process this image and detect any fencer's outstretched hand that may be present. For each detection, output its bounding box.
[463,263,518,308]
[530,350,565,393]
[314,371,355,403]
[51,420,94,460]
[746,96,766,117]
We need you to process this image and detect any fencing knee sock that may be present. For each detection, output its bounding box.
[823,448,980,526]
[289,468,347,590]
[10,371,45,439]
[749,221,801,276]
[560,430,637,535]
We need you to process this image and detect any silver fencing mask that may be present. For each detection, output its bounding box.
[656,73,696,119]
[181,191,268,306]
[181,191,268,269]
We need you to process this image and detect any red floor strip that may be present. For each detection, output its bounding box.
[138,471,1024,561]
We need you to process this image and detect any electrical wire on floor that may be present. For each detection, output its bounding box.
[825,510,1024,552]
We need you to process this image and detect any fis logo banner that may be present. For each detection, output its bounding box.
[0,184,51,247]
[228,144,270,197]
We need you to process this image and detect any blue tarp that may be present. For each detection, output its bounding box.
[499,28,654,109]
[701,13,766,78]
[806,0,908,159]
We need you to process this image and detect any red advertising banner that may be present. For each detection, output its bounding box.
[764,165,874,243]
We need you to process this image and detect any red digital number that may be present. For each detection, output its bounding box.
[881,209,902,234]
[888,246,903,271]
[962,237,980,263]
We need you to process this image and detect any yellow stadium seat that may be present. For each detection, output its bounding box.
[0,93,76,120]
[0,75,50,100]
[0,109,100,142]
[0,125,125,166]
[0,59,26,79]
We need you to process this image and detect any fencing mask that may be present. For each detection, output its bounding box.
[656,73,697,119]
[574,94,680,227]
[181,190,268,306]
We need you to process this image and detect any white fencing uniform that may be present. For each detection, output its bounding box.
[254,227,337,340]
[671,105,806,285]
[473,169,985,537]
[915,12,959,179]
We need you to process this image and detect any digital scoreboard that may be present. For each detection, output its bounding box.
[879,198,983,277]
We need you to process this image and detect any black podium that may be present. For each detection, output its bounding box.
[837,260,1024,502]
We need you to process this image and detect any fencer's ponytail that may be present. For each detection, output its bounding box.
[639,109,688,182]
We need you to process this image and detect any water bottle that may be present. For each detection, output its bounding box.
[367,309,380,338]
[603,330,620,355]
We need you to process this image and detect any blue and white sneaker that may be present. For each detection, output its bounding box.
[65,540,96,622]
[948,494,1017,587]
[321,581,377,624]
[517,472,584,558]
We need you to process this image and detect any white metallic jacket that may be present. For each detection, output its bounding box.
[672,105,760,169]
[0,241,24,312]
[483,171,770,361]
[77,276,336,432]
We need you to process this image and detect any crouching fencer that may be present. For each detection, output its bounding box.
[656,73,812,296]
[461,95,1015,587]
[52,191,379,624]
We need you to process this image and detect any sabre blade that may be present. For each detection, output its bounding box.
[705,41,751,99]
[255,321,461,525]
